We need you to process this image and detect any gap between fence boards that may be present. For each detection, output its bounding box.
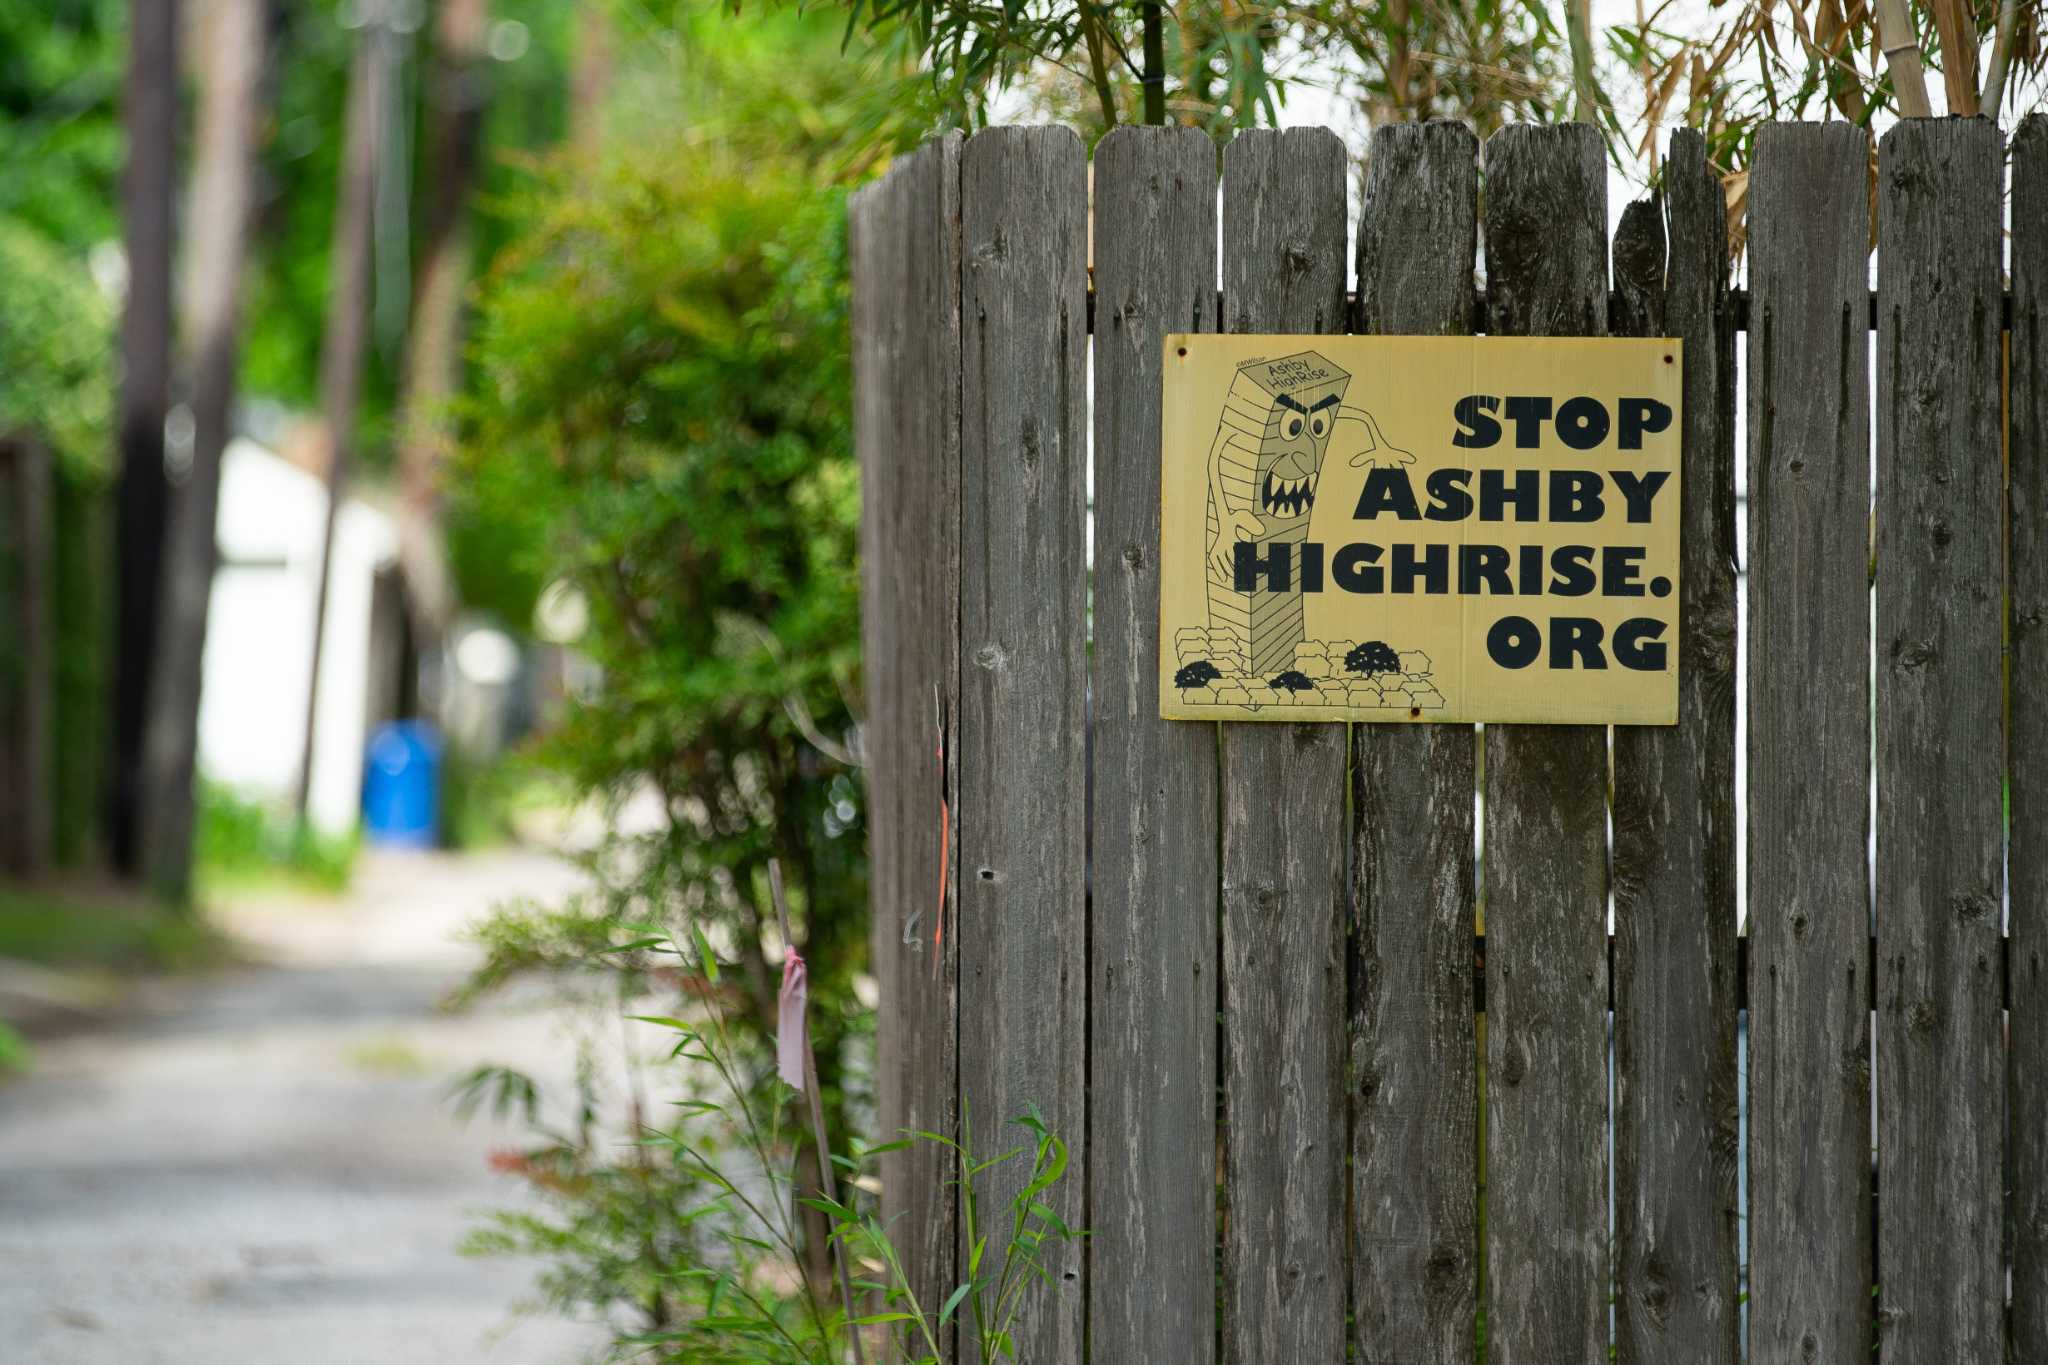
[1081,287,2014,335]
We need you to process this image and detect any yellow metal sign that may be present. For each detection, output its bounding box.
[1160,335,1682,726]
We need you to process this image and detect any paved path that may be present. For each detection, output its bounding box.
[0,848,610,1364]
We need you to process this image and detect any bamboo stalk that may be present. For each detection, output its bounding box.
[1141,0,1166,124]
[1566,0,1599,122]
[769,859,868,1365]
[1077,1,1119,128]
[1983,0,2020,116]
[1928,0,1980,114]
[1874,0,1934,117]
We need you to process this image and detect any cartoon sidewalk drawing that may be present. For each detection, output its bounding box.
[1201,349,1413,676]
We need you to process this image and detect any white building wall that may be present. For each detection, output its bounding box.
[197,438,399,836]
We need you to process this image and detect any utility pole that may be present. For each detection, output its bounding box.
[110,0,179,879]
[141,0,267,902]
[394,0,490,643]
[296,1,392,822]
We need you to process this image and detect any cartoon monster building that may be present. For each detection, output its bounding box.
[1203,350,1353,676]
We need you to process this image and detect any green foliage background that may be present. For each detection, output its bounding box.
[238,0,577,457]
[0,0,121,868]
[446,6,942,1347]
[454,0,941,1027]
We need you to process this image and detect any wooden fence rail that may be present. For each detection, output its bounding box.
[851,113,2048,1364]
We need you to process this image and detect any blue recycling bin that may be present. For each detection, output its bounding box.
[362,720,443,848]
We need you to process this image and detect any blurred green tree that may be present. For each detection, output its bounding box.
[0,0,122,869]
[239,0,576,465]
[836,0,1574,135]
[0,0,125,244]
[450,0,939,1316]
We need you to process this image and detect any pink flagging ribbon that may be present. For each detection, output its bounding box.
[777,950,809,1092]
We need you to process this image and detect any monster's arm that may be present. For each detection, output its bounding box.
[1341,407,1415,467]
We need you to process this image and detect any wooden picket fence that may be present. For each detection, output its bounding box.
[851,115,2048,1364]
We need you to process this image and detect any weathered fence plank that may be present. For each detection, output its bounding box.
[1088,125,1220,1365]
[851,131,962,1323]
[1610,129,1739,1365]
[2013,109,2048,1365]
[1348,119,1479,1365]
[1743,120,1876,1365]
[956,125,1089,1365]
[1873,118,2005,1365]
[1217,125,1349,1364]
[1478,122,1610,1365]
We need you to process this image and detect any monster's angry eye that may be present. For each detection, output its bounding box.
[1310,414,1327,438]
[1287,416,1303,437]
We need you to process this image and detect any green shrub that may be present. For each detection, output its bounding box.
[449,0,931,1236]
[0,217,113,479]
[0,216,116,866]
[195,780,358,894]
[454,914,1079,1362]
[0,1020,28,1074]
[442,5,948,1351]
[0,885,225,972]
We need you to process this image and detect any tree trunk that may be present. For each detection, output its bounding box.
[297,8,391,822]
[569,2,615,152]
[111,0,179,880]
[140,0,265,902]
[394,0,490,642]
[0,436,53,879]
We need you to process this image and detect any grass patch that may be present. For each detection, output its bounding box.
[0,883,227,972]
[0,1021,28,1074]
[441,751,567,851]
[347,1035,429,1075]
[196,780,358,896]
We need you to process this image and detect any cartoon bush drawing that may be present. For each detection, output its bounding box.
[1169,634,1445,713]
[1343,640,1401,677]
